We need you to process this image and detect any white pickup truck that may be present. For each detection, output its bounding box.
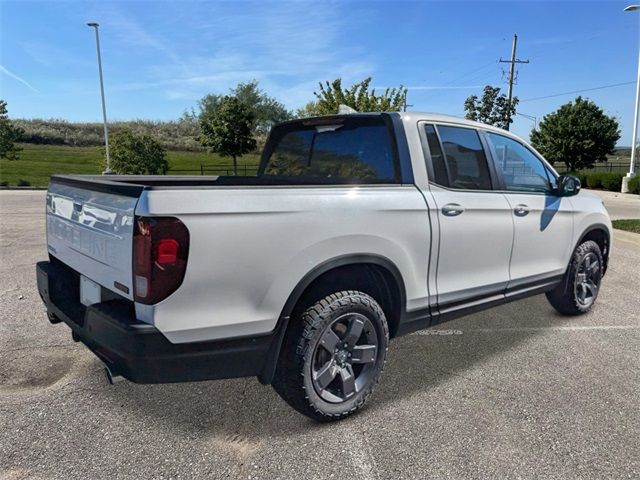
[37,112,612,421]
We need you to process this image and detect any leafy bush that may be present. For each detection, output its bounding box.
[600,173,623,191]
[585,172,604,189]
[17,179,30,186]
[577,171,625,191]
[0,180,8,186]
[569,171,588,186]
[103,130,168,175]
[1,100,23,160]
[628,175,640,194]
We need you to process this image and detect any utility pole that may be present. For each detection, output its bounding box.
[403,90,413,112]
[499,34,529,130]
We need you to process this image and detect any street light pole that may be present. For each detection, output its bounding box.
[623,5,640,192]
[87,22,112,174]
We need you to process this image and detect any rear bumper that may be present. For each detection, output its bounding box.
[36,259,275,384]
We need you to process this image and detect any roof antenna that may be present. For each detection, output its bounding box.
[338,104,358,114]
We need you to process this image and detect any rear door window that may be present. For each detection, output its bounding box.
[433,125,492,190]
[422,124,449,186]
[261,116,398,183]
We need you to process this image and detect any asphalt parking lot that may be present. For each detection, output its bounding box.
[1,190,638,479]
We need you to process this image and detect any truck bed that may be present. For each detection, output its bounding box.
[51,174,395,196]
[50,174,276,195]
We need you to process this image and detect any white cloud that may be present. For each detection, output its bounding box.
[0,65,39,93]
[21,42,91,69]
[106,10,183,65]
[103,1,376,108]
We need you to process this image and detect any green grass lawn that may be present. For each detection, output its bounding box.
[0,144,261,187]
[2,143,633,188]
[612,219,640,234]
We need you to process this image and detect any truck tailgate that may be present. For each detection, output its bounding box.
[46,177,142,300]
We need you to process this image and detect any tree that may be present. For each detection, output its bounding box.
[464,85,518,130]
[530,97,620,172]
[197,93,223,122]
[103,130,168,175]
[312,77,407,115]
[295,101,321,118]
[197,80,291,134]
[198,96,257,175]
[0,100,24,160]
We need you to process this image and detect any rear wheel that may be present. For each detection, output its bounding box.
[272,290,389,422]
[546,240,603,315]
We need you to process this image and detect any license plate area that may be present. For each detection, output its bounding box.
[80,275,101,306]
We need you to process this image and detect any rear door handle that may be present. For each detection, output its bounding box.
[514,204,530,217]
[441,203,465,217]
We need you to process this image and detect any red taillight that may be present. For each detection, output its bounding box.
[156,238,179,265]
[133,216,189,305]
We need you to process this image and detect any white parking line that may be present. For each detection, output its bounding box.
[412,325,640,335]
[412,329,463,335]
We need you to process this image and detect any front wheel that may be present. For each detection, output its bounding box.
[272,291,389,422]
[546,240,603,315]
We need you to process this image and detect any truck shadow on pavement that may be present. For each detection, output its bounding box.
[97,293,578,440]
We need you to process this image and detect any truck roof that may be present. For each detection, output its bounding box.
[287,111,525,142]
[398,111,523,137]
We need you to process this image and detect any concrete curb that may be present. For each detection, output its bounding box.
[612,228,640,247]
[583,188,639,199]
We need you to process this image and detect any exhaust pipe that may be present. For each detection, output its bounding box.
[104,366,123,385]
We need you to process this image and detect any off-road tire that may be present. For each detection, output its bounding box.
[272,290,389,422]
[546,240,603,315]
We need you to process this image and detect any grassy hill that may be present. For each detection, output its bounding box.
[0,142,633,187]
[0,144,260,187]
[13,118,202,150]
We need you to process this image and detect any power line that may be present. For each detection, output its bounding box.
[417,38,511,106]
[418,61,498,104]
[515,112,538,129]
[520,81,636,102]
[522,25,635,62]
[429,36,509,89]
[417,38,511,104]
[442,61,497,88]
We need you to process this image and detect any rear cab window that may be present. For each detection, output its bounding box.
[260,116,399,184]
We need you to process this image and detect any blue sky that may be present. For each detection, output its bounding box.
[1,0,638,145]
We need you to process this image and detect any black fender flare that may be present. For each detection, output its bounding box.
[258,253,406,384]
[575,223,611,271]
[557,223,612,293]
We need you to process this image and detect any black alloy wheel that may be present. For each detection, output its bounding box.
[273,291,389,421]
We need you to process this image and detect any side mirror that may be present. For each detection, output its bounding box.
[557,175,581,197]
